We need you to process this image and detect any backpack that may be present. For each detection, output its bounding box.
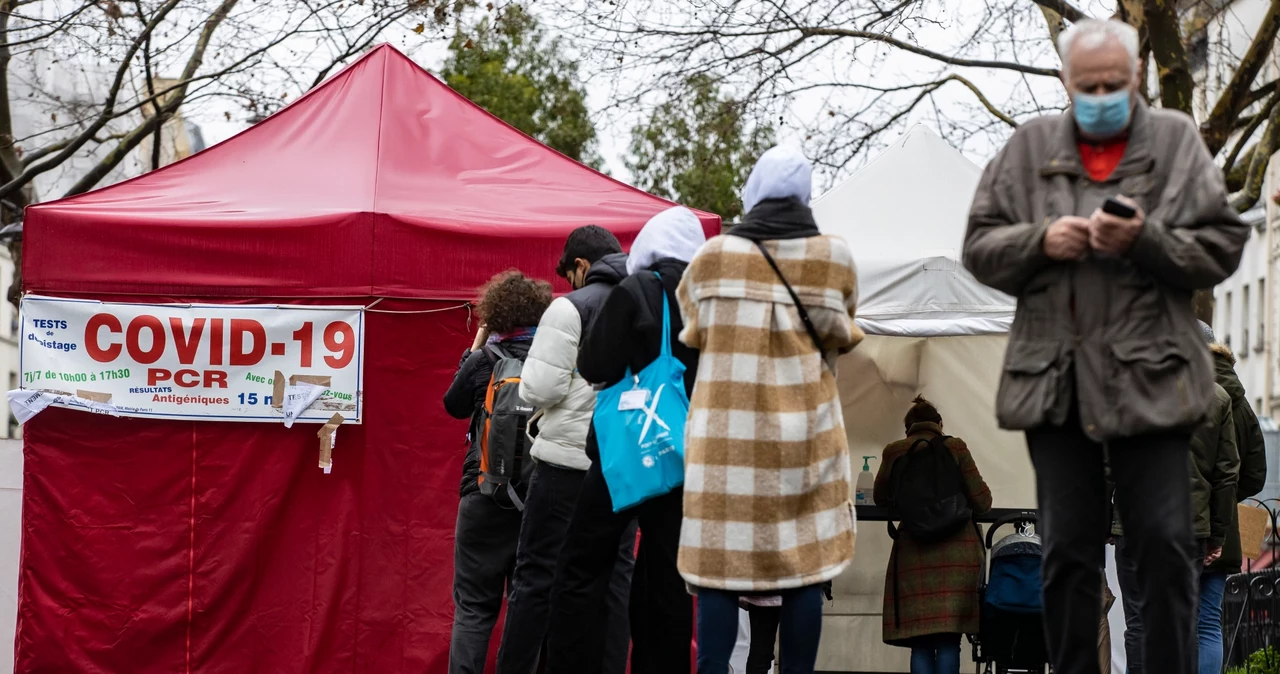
[478,345,537,509]
[885,435,972,543]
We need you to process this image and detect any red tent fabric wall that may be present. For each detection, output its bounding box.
[17,45,718,673]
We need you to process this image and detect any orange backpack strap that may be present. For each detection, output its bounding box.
[479,368,498,480]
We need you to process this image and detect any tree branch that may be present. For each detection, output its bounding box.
[1202,0,1280,155]
[63,0,239,197]
[0,1,95,49]
[0,0,183,201]
[308,4,416,89]
[0,0,26,192]
[1245,80,1278,108]
[1223,93,1274,176]
[1028,0,1090,23]
[799,26,1060,77]
[1230,99,1280,212]
[945,74,1019,127]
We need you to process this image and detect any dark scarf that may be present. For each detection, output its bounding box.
[729,197,822,241]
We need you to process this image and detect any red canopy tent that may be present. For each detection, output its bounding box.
[18,44,718,673]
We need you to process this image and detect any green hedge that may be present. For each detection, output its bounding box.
[1227,646,1280,674]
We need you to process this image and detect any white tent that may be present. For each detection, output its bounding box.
[815,124,1014,337]
[811,126,1036,673]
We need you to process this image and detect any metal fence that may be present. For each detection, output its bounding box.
[1224,499,1280,669]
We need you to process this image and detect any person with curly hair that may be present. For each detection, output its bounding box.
[443,269,553,674]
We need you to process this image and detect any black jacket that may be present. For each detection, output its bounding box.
[443,339,532,498]
[566,253,629,334]
[578,258,699,397]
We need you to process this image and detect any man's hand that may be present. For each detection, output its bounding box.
[1090,196,1145,255]
[1205,545,1223,567]
[1044,216,1092,261]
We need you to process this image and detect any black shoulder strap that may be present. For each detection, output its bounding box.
[753,241,829,370]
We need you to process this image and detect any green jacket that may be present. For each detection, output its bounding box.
[1210,345,1268,572]
[1113,380,1238,544]
[1190,383,1238,546]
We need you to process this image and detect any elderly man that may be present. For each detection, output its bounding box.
[962,18,1249,674]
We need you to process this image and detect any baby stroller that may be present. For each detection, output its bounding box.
[971,512,1048,674]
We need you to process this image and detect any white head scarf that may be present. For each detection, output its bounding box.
[741,145,813,214]
[626,206,707,275]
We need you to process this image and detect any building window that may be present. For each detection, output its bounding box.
[1224,291,1233,350]
[1257,279,1266,353]
[8,372,17,439]
[1242,286,1250,358]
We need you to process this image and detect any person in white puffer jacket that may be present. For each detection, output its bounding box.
[496,225,637,674]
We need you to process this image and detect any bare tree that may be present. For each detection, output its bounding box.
[0,0,469,305]
[550,0,1280,320]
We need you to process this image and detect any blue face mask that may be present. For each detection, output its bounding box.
[1072,89,1132,138]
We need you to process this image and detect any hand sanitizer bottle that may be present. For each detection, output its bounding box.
[855,456,877,506]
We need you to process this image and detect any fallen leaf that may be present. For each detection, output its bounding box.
[464,38,474,49]
[224,111,231,121]
[412,22,425,34]
[50,113,57,123]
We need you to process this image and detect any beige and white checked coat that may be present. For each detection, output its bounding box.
[676,233,864,592]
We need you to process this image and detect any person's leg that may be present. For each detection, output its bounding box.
[1197,570,1228,674]
[601,519,638,674]
[776,584,825,674]
[1110,432,1198,674]
[934,634,961,674]
[497,464,586,674]
[544,460,630,674]
[745,604,781,674]
[631,489,693,674]
[1025,421,1108,674]
[909,646,937,674]
[695,589,741,674]
[450,494,517,674]
[1113,537,1144,674]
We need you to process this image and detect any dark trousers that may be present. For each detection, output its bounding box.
[745,604,782,674]
[1117,538,1220,674]
[496,463,636,674]
[1114,536,1145,674]
[1026,420,1197,674]
[450,492,524,674]
[545,453,692,674]
[697,587,825,674]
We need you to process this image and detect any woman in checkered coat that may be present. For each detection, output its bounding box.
[874,397,992,672]
[676,146,863,674]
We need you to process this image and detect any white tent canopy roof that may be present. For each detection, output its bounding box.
[812,125,1015,337]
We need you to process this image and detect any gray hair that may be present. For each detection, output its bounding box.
[1057,19,1140,77]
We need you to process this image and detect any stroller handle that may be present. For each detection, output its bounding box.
[985,511,1038,549]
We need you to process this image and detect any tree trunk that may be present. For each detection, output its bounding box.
[1145,0,1194,114]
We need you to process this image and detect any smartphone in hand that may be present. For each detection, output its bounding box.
[1102,197,1136,219]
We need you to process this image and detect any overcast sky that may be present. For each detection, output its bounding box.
[190,0,1124,194]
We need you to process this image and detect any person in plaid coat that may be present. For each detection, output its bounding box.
[874,397,992,672]
[677,145,863,674]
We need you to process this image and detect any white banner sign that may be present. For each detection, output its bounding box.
[18,296,364,423]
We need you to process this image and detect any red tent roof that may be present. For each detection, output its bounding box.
[24,44,719,299]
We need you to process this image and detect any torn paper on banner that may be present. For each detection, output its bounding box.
[282,383,326,428]
[7,389,119,424]
[317,413,343,474]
